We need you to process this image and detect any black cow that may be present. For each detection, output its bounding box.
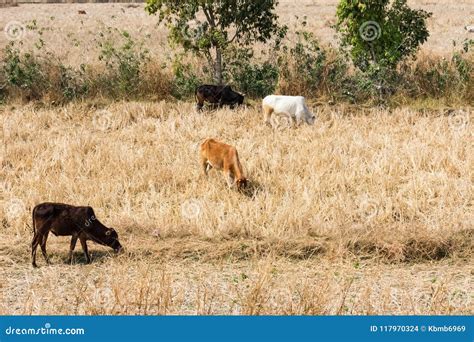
[195,85,244,111]
[31,202,122,267]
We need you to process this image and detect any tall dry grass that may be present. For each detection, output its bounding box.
[0,1,473,315]
[0,102,472,314]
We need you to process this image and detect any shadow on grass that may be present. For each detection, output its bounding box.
[65,250,117,265]
[239,179,265,199]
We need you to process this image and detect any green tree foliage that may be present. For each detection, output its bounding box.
[336,0,432,70]
[145,0,286,84]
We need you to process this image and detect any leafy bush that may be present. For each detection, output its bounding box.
[223,47,278,98]
[2,43,46,100]
[58,64,89,101]
[230,61,278,98]
[98,29,150,97]
[171,57,202,99]
[405,51,473,100]
[277,23,327,96]
[336,0,432,70]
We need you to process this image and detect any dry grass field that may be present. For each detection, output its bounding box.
[0,1,473,315]
[1,102,472,314]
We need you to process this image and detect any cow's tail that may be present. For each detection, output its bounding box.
[32,205,36,234]
[194,87,202,111]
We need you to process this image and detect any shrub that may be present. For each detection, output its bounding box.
[230,61,278,98]
[2,43,46,100]
[223,47,278,98]
[171,57,202,99]
[276,23,327,96]
[404,51,473,101]
[336,0,432,70]
[97,29,150,97]
[57,64,89,101]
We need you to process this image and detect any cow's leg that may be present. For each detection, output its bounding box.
[195,94,204,112]
[291,115,298,128]
[202,158,211,176]
[263,105,274,126]
[40,231,50,264]
[294,111,305,127]
[79,236,91,264]
[31,233,42,268]
[67,234,78,264]
[224,166,235,188]
[227,172,236,188]
[206,162,213,174]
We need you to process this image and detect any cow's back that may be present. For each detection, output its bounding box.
[263,95,305,114]
[200,138,234,168]
[33,202,94,236]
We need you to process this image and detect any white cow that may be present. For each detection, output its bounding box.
[262,95,316,126]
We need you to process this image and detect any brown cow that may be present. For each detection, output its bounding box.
[200,138,248,190]
[31,202,122,267]
[78,10,87,15]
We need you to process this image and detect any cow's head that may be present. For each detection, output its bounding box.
[236,93,244,105]
[103,228,123,253]
[236,178,248,190]
[222,86,244,107]
[305,110,316,125]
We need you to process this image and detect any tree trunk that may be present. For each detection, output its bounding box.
[214,47,223,85]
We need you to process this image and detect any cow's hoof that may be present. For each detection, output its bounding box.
[32,263,38,268]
